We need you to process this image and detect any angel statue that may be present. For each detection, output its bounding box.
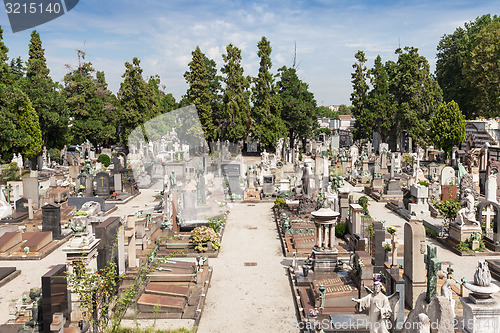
[352,281,400,333]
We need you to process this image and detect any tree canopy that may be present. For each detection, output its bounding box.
[429,100,465,157]
[220,44,251,142]
[436,14,500,119]
[250,37,286,151]
[277,66,318,149]
[21,30,69,148]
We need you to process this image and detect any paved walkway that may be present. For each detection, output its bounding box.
[197,202,297,333]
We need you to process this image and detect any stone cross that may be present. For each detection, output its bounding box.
[424,244,441,303]
[2,185,13,203]
[391,235,398,267]
[482,205,496,234]
[24,198,34,220]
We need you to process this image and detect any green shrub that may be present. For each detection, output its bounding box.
[274,198,286,208]
[433,199,461,222]
[357,196,369,215]
[97,153,111,167]
[335,222,347,238]
[417,181,429,187]
[48,148,61,164]
[424,226,438,238]
[208,217,226,232]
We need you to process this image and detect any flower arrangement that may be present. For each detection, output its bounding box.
[79,185,85,190]
[191,226,220,252]
[386,226,397,235]
[309,308,319,317]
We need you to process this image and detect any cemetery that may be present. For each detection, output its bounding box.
[1,6,500,333]
[2,120,500,332]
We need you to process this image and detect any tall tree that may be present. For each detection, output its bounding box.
[250,37,286,151]
[436,14,500,119]
[429,101,465,158]
[220,44,251,142]
[8,56,24,81]
[350,50,371,141]
[463,20,500,118]
[0,26,42,162]
[277,66,318,150]
[184,47,215,142]
[21,30,69,148]
[367,55,395,142]
[118,57,159,144]
[65,50,116,146]
[389,47,442,147]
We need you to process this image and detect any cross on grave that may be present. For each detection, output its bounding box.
[424,244,441,304]
[24,198,34,219]
[3,185,13,203]
[482,205,496,234]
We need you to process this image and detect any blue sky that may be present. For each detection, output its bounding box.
[1,0,498,105]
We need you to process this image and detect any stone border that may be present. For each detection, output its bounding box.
[0,230,73,261]
[193,266,213,326]
[0,269,21,288]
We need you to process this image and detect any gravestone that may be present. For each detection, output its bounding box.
[373,222,385,274]
[114,173,122,193]
[408,184,430,219]
[41,264,69,333]
[197,175,206,205]
[403,219,427,309]
[440,166,456,186]
[349,204,363,236]
[95,216,121,275]
[22,177,39,209]
[221,163,243,198]
[68,165,79,180]
[42,203,62,239]
[95,172,111,196]
[15,197,28,212]
[263,176,274,195]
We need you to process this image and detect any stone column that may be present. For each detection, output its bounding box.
[329,224,334,249]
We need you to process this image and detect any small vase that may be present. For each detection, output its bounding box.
[302,265,309,278]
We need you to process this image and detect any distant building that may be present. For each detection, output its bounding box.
[464,118,500,160]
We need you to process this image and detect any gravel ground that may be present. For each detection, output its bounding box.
[197,202,297,333]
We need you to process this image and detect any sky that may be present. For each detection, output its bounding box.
[0,0,498,106]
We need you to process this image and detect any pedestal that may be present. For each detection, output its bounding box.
[460,295,500,333]
[312,247,338,272]
[448,223,482,243]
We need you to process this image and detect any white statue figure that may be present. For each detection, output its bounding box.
[0,187,13,219]
[350,145,359,168]
[261,149,269,169]
[417,313,431,333]
[352,281,394,333]
[441,278,456,318]
[456,188,479,226]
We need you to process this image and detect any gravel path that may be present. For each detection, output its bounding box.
[197,202,297,333]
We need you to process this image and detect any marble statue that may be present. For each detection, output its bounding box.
[352,281,393,333]
[456,188,479,226]
[417,313,430,333]
[0,187,12,219]
[474,261,492,287]
[441,278,456,318]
